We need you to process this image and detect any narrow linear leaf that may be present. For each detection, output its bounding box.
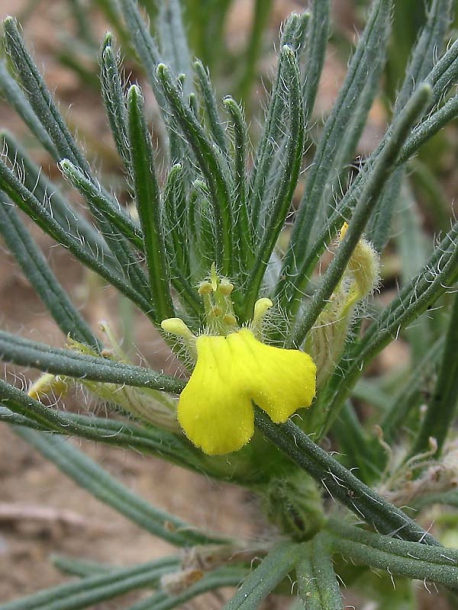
[3,17,92,174]
[1,403,208,480]
[412,291,458,455]
[367,0,453,251]
[0,406,263,485]
[13,426,222,547]
[157,0,194,99]
[222,97,252,274]
[118,0,168,112]
[297,534,343,610]
[394,0,453,113]
[100,34,131,168]
[428,36,458,105]
[194,59,227,154]
[394,183,432,361]
[0,130,112,263]
[279,0,458,308]
[224,542,300,609]
[0,555,180,610]
[413,490,458,510]
[127,84,174,320]
[398,91,458,165]
[51,554,122,578]
[243,45,305,319]
[302,0,330,122]
[127,567,247,610]
[331,402,385,484]
[237,0,274,103]
[279,0,392,305]
[0,60,57,158]
[59,159,144,251]
[381,337,444,444]
[0,197,99,349]
[290,84,432,346]
[3,17,147,279]
[0,330,185,393]
[254,408,439,546]
[248,14,306,231]
[59,159,152,302]
[0,158,154,315]
[329,520,458,590]
[156,63,233,275]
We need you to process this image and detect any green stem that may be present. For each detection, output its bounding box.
[254,408,439,546]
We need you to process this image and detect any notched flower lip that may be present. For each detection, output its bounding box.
[177,328,316,456]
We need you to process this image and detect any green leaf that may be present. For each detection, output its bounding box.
[127,567,246,610]
[0,130,112,263]
[0,554,180,610]
[281,3,458,308]
[407,159,451,233]
[290,83,432,346]
[194,59,227,154]
[127,84,175,320]
[278,0,393,311]
[157,0,194,99]
[0,403,217,480]
[51,554,119,578]
[254,408,439,546]
[0,196,99,348]
[0,157,154,315]
[58,159,144,251]
[412,490,458,510]
[99,34,131,168]
[331,402,385,484]
[329,519,458,591]
[156,63,234,275]
[381,336,444,444]
[0,330,184,393]
[393,0,453,113]
[394,182,432,362]
[398,91,458,165]
[13,426,222,547]
[412,291,458,455]
[3,17,91,173]
[0,60,57,157]
[222,97,252,275]
[302,0,330,122]
[297,534,343,610]
[118,0,168,113]
[3,17,147,284]
[243,45,305,319]
[224,542,300,609]
[367,0,453,251]
[237,0,274,103]
[248,14,308,232]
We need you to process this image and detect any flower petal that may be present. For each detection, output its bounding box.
[177,334,254,455]
[236,329,316,423]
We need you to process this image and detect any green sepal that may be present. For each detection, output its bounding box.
[263,472,325,542]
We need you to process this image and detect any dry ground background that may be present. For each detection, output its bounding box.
[0,0,449,608]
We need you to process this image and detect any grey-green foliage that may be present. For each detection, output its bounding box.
[0,0,458,608]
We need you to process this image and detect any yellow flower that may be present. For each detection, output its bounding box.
[177,328,316,455]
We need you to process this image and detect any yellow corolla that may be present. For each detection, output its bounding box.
[178,328,316,455]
